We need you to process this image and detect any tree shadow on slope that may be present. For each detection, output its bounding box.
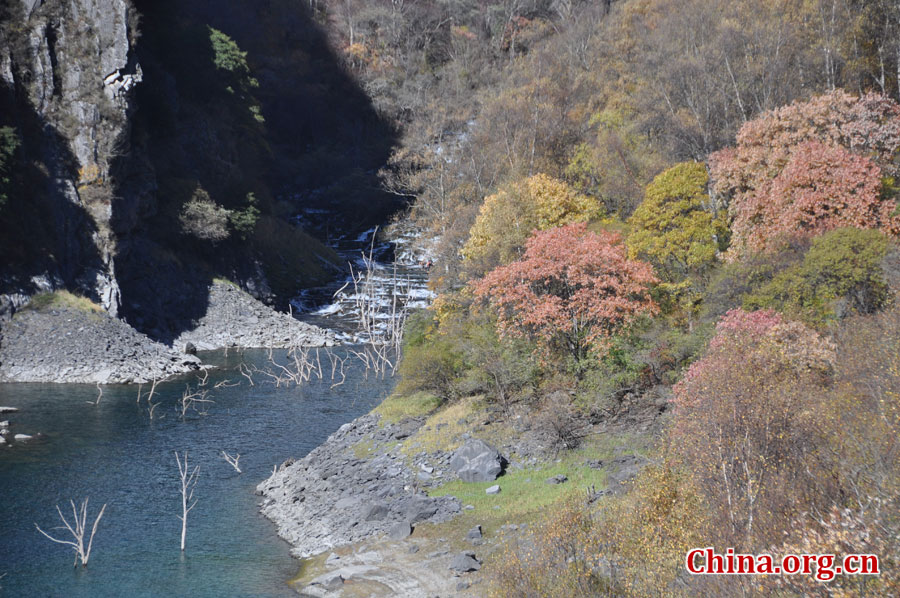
[112,0,400,344]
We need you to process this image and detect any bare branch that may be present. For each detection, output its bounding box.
[35,498,106,567]
[221,451,242,473]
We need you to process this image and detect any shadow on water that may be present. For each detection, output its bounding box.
[111,0,401,343]
[0,348,394,597]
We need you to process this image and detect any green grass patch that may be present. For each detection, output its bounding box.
[399,396,482,456]
[425,431,650,541]
[212,276,240,288]
[373,391,443,424]
[23,290,103,314]
[429,458,606,535]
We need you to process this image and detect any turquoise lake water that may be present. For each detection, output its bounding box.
[0,348,392,597]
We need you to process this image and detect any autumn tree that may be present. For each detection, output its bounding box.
[462,174,602,272]
[472,222,657,364]
[670,309,837,546]
[627,162,726,325]
[710,90,900,255]
[564,108,668,216]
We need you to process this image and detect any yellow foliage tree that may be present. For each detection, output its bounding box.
[461,174,602,271]
[627,162,727,326]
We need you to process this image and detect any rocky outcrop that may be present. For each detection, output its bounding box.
[0,304,198,383]
[258,414,461,559]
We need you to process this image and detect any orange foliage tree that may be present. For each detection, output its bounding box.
[709,90,900,256]
[472,222,657,363]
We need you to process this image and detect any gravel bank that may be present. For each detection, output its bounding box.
[0,306,199,384]
[172,281,335,351]
[0,282,336,384]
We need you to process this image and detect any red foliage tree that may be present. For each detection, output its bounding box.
[670,309,836,543]
[733,140,893,251]
[709,90,900,256]
[472,222,657,362]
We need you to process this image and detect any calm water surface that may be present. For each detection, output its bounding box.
[0,348,392,597]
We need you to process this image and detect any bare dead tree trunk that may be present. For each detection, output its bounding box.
[35,498,107,567]
[221,451,242,473]
[175,451,199,552]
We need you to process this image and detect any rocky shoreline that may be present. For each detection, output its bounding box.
[256,391,658,597]
[0,281,334,384]
[258,414,463,559]
[257,412,497,597]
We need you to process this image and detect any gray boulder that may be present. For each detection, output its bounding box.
[485,484,501,495]
[404,496,439,523]
[449,551,481,573]
[364,502,389,521]
[449,439,503,482]
[388,521,412,540]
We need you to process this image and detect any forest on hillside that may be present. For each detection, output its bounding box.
[311,1,900,596]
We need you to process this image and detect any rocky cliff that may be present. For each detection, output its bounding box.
[1,0,141,316]
[0,0,400,348]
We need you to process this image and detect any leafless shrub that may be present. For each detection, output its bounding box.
[137,378,159,404]
[178,384,214,419]
[537,391,589,450]
[346,234,410,378]
[87,382,103,406]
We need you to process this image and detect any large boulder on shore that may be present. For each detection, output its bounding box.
[449,439,503,482]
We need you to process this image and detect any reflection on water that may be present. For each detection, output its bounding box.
[0,348,392,597]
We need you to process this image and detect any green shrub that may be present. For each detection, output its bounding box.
[700,240,808,321]
[395,334,465,399]
[208,27,264,123]
[398,306,536,408]
[745,228,891,326]
[179,188,231,242]
[229,191,260,239]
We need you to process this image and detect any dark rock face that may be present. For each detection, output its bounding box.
[258,415,461,558]
[449,439,504,482]
[1,0,140,316]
